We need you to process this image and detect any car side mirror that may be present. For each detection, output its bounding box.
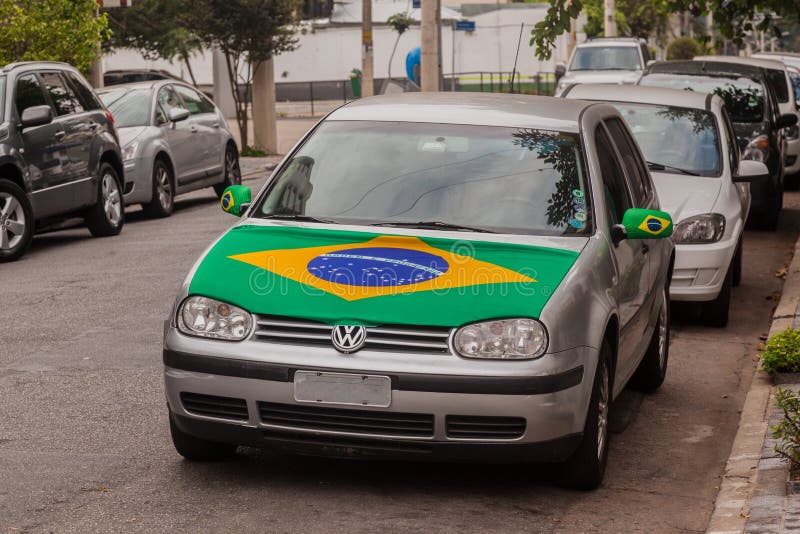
[777,113,799,129]
[220,185,251,217]
[555,62,566,79]
[614,208,673,244]
[168,107,191,123]
[733,160,770,183]
[646,59,656,68]
[20,105,53,128]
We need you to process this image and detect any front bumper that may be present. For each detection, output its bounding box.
[669,234,739,302]
[163,331,596,463]
[122,156,152,205]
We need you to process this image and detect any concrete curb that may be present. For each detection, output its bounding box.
[706,236,800,533]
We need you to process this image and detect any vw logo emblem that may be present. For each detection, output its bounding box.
[331,324,367,353]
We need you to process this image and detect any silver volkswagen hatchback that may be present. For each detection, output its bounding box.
[98,81,241,218]
[163,93,674,489]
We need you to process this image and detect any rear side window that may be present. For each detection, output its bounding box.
[174,85,214,114]
[39,72,84,115]
[766,69,789,103]
[64,71,102,111]
[604,118,650,206]
[595,125,632,226]
[15,74,48,117]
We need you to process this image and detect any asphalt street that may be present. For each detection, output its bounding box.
[1,172,799,533]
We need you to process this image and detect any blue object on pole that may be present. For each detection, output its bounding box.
[455,20,475,32]
[406,46,421,85]
[412,0,420,7]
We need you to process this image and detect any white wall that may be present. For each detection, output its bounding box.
[103,6,569,85]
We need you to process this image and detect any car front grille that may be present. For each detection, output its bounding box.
[258,402,435,438]
[180,392,249,421]
[252,315,452,354]
[446,415,526,439]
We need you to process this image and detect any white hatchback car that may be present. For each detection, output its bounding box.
[562,85,769,326]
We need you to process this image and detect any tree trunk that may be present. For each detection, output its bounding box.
[181,50,198,86]
[223,51,248,148]
[252,59,278,154]
[388,33,401,81]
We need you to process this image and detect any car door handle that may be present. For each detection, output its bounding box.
[54,131,66,140]
[190,126,198,133]
[211,121,220,128]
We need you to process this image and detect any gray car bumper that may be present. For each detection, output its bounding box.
[163,339,596,462]
[123,156,152,205]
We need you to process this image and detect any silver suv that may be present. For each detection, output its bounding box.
[0,61,124,262]
[555,37,652,96]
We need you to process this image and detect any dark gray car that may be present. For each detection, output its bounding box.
[0,61,125,263]
[98,81,240,218]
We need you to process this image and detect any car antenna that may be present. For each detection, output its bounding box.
[509,22,524,94]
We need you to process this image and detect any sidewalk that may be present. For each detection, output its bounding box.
[708,236,800,533]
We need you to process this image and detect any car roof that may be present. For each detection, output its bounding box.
[694,55,787,71]
[97,80,183,92]
[327,93,599,132]
[647,60,765,79]
[562,84,718,111]
[0,61,74,74]
[578,37,644,47]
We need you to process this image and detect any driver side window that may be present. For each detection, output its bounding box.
[595,125,632,226]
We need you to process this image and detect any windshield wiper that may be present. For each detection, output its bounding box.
[262,213,338,224]
[646,161,701,176]
[370,221,496,233]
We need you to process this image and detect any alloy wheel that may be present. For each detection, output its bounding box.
[156,166,172,211]
[0,192,26,251]
[657,289,668,370]
[102,173,122,227]
[597,361,609,461]
[225,149,241,185]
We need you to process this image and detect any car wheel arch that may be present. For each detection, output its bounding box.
[99,151,124,192]
[154,152,175,186]
[602,314,619,393]
[0,163,27,194]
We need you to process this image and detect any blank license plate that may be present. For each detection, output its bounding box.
[294,371,391,407]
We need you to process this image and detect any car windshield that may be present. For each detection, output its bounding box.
[613,103,721,177]
[640,73,764,123]
[255,121,592,236]
[569,46,641,71]
[99,88,151,128]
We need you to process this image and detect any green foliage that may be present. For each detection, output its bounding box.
[387,12,414,35]
[0,0,110,73]
[666,36,701,59]
[241,146,270,157]
[104,0,203,84]
[184,0,302,149]
[760,328,800,376]
[581,0,670,43]
[772,387,800,466]
[533,0,800,61]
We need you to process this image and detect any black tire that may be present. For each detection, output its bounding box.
[213,144,241,198]
[702,265,732,327]
[732,237,743,288]
[85,162,124,237]
[630,287,670,393]
[755,185,782,231]
[557,340,612,491]
[142,158,174,218]
[169,414,236,461]
[0,178,34,263]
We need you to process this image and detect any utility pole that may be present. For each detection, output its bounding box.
[420,0,440,91]
[603,0,616,37]
[362,0,374,97]
[252,59,278,154]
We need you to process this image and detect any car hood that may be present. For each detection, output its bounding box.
[561,70,642,85]
[117,126,147,147]
[188,224,583,327]
[651,171,722,223]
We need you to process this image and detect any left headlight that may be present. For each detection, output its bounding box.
[673,214,726,244]
[122,141,139,162]
[453,318,547,360]
[178,296,253,341]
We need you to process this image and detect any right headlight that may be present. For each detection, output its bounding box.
[178,296,253,341]
[742,135,768,162]
[453,318,547,360]
[673,214,726,244]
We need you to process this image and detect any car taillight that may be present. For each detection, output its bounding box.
[104,109,118,138]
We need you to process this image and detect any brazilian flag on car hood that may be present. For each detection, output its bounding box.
[189,225,580,327]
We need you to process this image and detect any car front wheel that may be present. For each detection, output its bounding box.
[630,286,670,392]
[213,144,241,198]
[142,158,174,218]
[169,414,236,461]
[557,340,612,490]
[0,178,34,263]
[85,163,124,237]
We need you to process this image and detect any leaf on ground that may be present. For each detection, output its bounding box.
[758,342,766,351]
[552,518,562,522]
[766,292,782,301]
[776,267,788,279]
[722,394,729,398]
[740,511,751,519]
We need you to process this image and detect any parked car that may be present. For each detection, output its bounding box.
[0,61,124,263]
[104,69,183,87]
[555,37,653,96]
[751,52,800,72]
[164,93,676,490]
[98,81,241,217]
[694,56,800,185]
[640,60,797,230]
[561,84,768,326]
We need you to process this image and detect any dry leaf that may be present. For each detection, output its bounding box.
[552,518,562,523]
[757,342,766,351]
[776,268,787,279]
